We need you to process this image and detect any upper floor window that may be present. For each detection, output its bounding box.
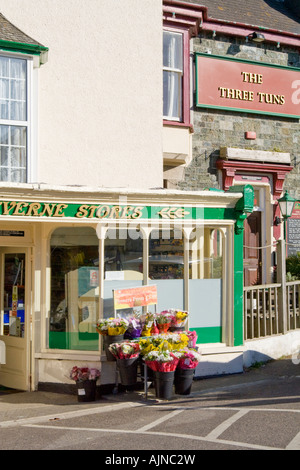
[163,28,190,126]
[0,56,28,183]
[163,30,183,121]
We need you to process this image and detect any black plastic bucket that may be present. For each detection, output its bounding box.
[154,371,175,400]
[76,380,97,402]
[103,334,124,361]
[116,357,138,386]
[174,368,195,395]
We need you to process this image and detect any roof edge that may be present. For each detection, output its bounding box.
[163,0,300,47]
[0,39,48,64]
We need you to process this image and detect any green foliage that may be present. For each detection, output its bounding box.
[286,253,300,280]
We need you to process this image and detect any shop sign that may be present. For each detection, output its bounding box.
[0,200,200,220]
[0,230,24,236]
[196,53,300,118]
[113,285,157,310]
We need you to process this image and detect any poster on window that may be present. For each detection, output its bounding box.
[113,285,157,310]
[287,203,300,256]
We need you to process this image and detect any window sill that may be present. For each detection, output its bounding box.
[35,350,100,361]
[163,120,194,133]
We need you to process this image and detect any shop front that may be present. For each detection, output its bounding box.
[0,184,253,391]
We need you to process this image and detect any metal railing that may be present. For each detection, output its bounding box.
[244,281,300,340]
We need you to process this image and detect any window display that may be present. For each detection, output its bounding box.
[49,227,99,350]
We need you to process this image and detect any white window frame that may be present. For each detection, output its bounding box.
[163,30,184,122]
[0,52,35,183]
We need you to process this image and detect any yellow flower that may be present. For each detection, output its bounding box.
[176,311,187,320]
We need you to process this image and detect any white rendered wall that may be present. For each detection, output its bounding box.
[0,0,163,189]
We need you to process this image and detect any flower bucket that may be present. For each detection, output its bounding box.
[157,323,170,334]
[103,334,124,361]
[116,357,138,386]
[154,370,175,400]
[76,379,97,402]
[169,325,185,333]
[174,368,195,395]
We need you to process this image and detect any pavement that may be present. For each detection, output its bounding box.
[0,355,299,426]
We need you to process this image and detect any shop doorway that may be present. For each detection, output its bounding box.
[0,248,30,391]
[244,212,262,286]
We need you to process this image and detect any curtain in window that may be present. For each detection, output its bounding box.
[0,57,27,182]
[163,32,183,121]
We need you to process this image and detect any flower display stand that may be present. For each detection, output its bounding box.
[76,379,97,402]
[103,334,124,361]
[154,370,175,400]
[116,357,138,387]
[174,368,195,395]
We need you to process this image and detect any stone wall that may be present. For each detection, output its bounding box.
[177,34,300,197]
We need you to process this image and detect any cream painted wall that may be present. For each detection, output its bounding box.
[0,0,163,189]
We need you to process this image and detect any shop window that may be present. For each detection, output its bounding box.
[0,56,28,183]
[104,227,143,317]
[188,227,223,343]
[49,227,99,351]
[149,228,184,311]
[163,29,190,125]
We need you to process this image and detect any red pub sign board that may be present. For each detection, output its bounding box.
[195,53,300,118]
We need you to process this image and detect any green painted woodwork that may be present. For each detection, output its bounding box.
[49,331,99,351]
[0,39,48,56]
[233,231,245,346]
[190,326,222,343]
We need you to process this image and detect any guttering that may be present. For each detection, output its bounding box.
[0,39,49,64]
[163,0,300,48]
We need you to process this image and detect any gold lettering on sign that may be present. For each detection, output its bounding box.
[96,205,110,219]
[241,72,263,84]
[76,205,89,218]
[13,202,29,215]
[122,206,134,218]
[39,203,56,217]
[87,205,98,218]
[218,87,254,101]
[218,71,285,107]
[257,92,285,105]
[52,204,68,217]
[2,201,16,214]
[27,203,41,216]
[131,207,143,219]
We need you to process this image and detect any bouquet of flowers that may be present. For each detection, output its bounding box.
[177,348,201,369]
[107,317,129,335]
[141,312,155,336]
[96,318,109,335]
[139,332,189,356]
[124,314,143,339]
[185,330,197,348]
[96,317,129,336]
[170,309,189,327]
[70,366,100,382]
[155,310,174,325]
[158,332,189,351]
[108,340,140,359]
[143,349,180,372]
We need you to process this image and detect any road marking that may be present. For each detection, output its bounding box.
[137,409,184,432]
[23,423,283,450]
[205,409,249,439]
[0,401,144,428]
[286,431,300,450]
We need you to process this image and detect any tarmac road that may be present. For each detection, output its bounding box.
[0,356,299,454]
